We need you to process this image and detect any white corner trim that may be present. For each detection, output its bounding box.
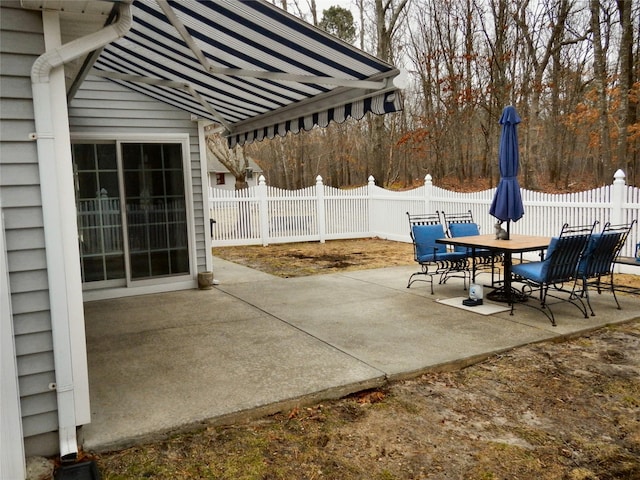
[0,206,26,480]
[198,120,213,272]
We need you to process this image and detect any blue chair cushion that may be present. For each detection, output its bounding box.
[512,260,546,283]
[449,223,481,253]
[577,233,603,276]
[449,223,480,237]
[544,236,559,259]
[412,224,467,263]
[512,237,559,283]
[417,250,467,263]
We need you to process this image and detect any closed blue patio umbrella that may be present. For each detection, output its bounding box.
[489,105,524,238]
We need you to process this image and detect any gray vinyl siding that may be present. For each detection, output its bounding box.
[0,2,60,457]
[69,76,208,274]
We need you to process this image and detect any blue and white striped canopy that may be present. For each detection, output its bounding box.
[92,0,402,146]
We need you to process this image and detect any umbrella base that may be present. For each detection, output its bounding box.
[486,286,528,304]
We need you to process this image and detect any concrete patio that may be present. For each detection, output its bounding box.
[80,257,639,452]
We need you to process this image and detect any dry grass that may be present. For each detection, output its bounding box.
[214,237,414,277]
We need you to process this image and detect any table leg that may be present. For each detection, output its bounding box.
[504,252,514,314]
[471,247,477,284]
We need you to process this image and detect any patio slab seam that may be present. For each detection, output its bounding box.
[214,285,389,378]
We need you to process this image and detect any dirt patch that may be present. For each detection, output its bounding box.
[214,238,414,277]
[93,239,640,479]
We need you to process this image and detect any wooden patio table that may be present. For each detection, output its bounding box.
[437,234,552,307]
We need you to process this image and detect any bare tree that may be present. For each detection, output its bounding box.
[206,134,250,190]
[631,1,640,186]
[249,0,639,191]
[476,0,512,186]
[308,0,318,25]
[513,0,573,188]
[206,134,254,236]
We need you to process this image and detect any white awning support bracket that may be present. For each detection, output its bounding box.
[209,68,388,90]
[90,69,232,129]
[155,0,387,90]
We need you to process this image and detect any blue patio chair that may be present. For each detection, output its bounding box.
[511,222,597,326]
[440,210,502,285]
[406,212,469,294]
[577,220,636,316]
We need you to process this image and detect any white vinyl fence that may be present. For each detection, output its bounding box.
[209,170,639,270]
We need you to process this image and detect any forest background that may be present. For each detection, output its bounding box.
[208,0,640,194]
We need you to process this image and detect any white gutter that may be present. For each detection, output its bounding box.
[30,1,132,461]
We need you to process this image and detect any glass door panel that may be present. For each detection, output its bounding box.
[73,143,126,286]
[121,143,189,280]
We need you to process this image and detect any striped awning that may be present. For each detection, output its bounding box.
[91,0,402,147]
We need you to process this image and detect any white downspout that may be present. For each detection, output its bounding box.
[30,2,132,461]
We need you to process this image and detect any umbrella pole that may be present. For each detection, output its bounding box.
[506,220,510,240]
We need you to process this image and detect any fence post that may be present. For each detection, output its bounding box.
[258,175,269,246]
[611,169,626,225]
[367,175,376,237]
[424,174,433,212]
[316,175,326,243]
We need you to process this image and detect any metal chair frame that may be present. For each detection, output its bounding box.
[578,220,636,315]
[439,210,503,285]
[439,210,476,237]
[406,212,469,294]
[512,222,597,326]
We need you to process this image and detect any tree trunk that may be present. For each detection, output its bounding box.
[616,0,632,171]
[590,0,611,183]
[370,0,408,186]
